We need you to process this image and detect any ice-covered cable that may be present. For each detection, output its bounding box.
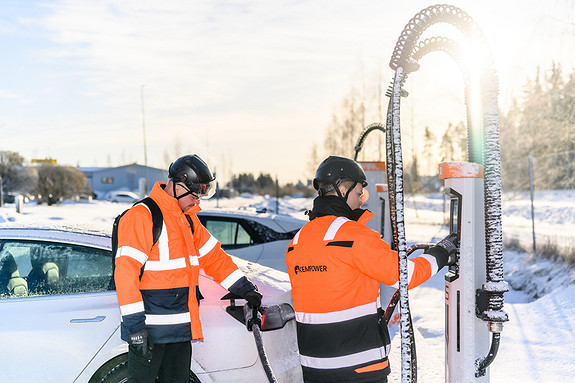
[353,123,386,161]
[385,97,398,250]
[253,324,278,383]
[389,4,481,72]
[390,66,414,383]
[481,68,509,321]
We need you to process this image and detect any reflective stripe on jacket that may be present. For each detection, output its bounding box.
[286,211,440,382]
[114,181,244,343]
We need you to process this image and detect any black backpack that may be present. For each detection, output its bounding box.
[109,197,163,290]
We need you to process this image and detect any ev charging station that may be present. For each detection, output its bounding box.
[378,4,508,383]
[440,162,490,382]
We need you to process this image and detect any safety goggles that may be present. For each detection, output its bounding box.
[177,179,217,200]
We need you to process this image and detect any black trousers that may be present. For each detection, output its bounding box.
[128,341,192,383]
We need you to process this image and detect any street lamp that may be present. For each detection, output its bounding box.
[141,84,149,194]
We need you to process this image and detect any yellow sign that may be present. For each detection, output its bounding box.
[31,158,57,165]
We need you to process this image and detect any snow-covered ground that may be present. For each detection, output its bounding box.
[0,191,573,382]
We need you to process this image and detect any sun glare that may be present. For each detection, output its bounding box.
[399,19,498,170]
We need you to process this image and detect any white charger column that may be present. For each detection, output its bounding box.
[440,161,489,383]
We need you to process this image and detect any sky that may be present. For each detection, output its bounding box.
[1,0,574,184]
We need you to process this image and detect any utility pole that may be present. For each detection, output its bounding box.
[529,156,536,253]
[141,84,149,194]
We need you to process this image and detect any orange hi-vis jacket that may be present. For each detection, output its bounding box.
[114,182,245,343]
[286,197,445,383]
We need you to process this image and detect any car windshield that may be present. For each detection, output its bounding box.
[0,239,113,299]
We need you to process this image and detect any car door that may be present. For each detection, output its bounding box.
[201,217,265,262]
[192,271,260,372]
[200,215,296,271]
[0,239,120,383]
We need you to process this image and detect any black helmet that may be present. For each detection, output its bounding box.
[313,156,367,197]
[168,154,216,199]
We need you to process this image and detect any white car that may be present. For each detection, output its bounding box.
[107,191,140,203]
[0,223,303,383]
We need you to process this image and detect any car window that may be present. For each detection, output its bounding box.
[203,220,253,249]
[0,239,113,299]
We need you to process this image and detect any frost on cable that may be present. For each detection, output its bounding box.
[481,67,508,322]
[389,66,414,383]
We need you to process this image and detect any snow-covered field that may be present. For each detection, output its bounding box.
[1,191,573,382]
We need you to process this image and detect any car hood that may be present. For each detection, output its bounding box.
[200,254,292,304]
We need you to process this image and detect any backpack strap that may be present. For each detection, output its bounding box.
[184,214,195,235]
[109,197,164,290]
[139,197,163,248]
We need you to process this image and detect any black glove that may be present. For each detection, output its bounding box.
[244,289,262,310]
[128,329,153,358]
[436,233,459,265]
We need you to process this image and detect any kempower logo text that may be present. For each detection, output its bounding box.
[294,265,328,275]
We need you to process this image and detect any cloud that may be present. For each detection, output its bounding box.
[0,89,20,99]
[25,0,402,179]
[37,1,394,110]
[4,0,574,182]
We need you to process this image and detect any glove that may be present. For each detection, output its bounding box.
[128,329,153,358]
[436,233,459,265]
[244,289,262,310]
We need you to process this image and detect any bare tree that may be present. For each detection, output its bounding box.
[163,136,185,168]
[439,122,467,162]
[0,151,38,194]
[306,143,321,180]
[324,88,366,157]
[501,63,575,190]
[422,126,437,175]
[36,165,89,205]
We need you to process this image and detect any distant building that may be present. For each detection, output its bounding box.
[80,163,167,199]
[31,158,58,165]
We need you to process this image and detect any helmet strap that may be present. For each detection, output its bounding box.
[318,182,348,201]
[175,190,192,200]
[319,180,357,201]
[172,182,197,200]
[172,181,179,199]
[343,182,358,201]
[334,183,344,199]
[318,184,335,197]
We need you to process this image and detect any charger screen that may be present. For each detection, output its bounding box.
[450,197,459,235]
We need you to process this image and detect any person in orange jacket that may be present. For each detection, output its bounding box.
[114,154,262,383]
[285,156,458,383]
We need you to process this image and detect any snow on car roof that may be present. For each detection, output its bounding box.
[0,222,111,250]
[0,221,110,236]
